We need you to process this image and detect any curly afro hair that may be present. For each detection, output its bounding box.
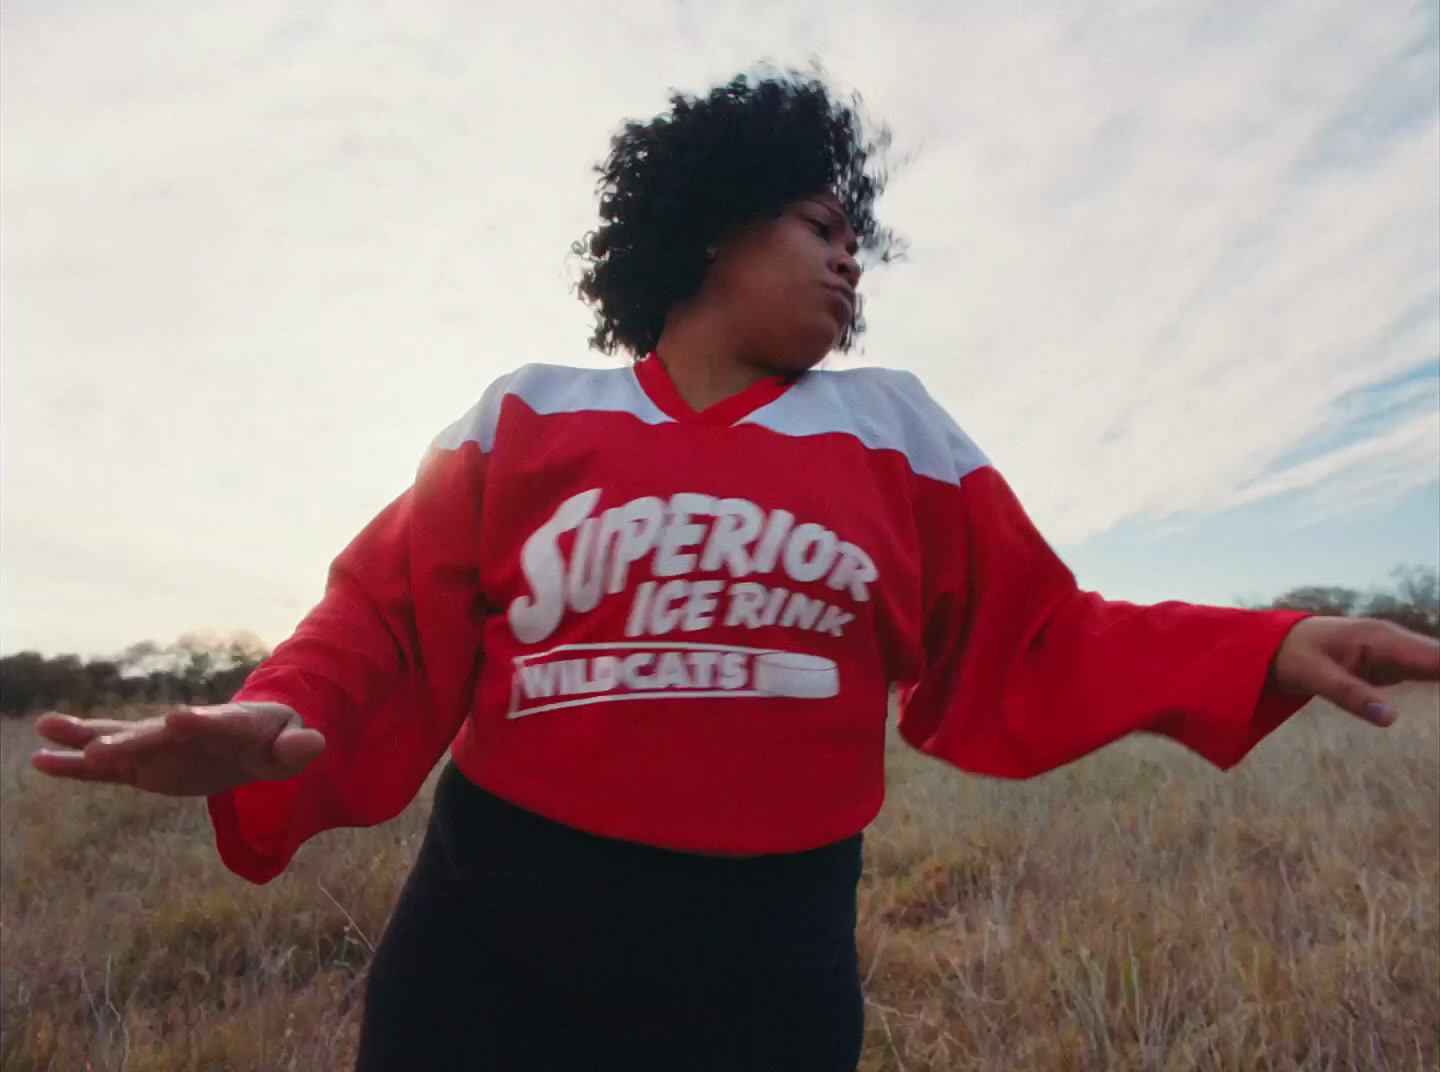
[572,66,904,359]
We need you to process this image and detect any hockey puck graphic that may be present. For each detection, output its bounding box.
[752,653,840,699]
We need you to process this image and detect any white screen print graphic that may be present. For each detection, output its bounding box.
[503,489,874,717]
[509,642,840,718]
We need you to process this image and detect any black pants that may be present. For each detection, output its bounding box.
[354,762,866,1072]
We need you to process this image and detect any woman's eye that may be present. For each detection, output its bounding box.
[807,218,832,239]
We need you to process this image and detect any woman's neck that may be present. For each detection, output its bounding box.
[652,313,777,413]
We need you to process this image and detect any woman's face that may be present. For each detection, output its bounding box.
[703,193,862,375]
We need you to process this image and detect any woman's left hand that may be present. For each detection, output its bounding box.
[1269,616,1440,726]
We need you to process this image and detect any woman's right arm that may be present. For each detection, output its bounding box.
[32,422,493,883]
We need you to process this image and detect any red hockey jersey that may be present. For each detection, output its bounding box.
[209,355,1311,883]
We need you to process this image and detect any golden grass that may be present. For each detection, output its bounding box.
[2,687,1436,1071]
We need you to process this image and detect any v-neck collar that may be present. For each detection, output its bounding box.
[633,352,799,427]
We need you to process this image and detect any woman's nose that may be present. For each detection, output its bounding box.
[832,251,861,287]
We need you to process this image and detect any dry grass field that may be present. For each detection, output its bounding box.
[2,687,1436,1071]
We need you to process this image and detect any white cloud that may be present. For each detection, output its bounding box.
[2,0,1435,652]
[1230,408,1440,520]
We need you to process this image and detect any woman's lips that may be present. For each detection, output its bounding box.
[822,283,855,319]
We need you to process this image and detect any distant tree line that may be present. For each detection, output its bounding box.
[0,632,271,718]
[1,566,1436,718]
[1239,564,1439,638]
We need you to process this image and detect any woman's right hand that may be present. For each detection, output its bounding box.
[30,702,326,797]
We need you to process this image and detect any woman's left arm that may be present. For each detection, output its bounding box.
[896,463,1438,779]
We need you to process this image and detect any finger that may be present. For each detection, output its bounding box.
[34,714,135,748]
[1306,658,1399,726]
[1356,623,1440,682]
[165,705,289,742]
[30,750,137,785]
[162,705,302,780]
[163,708,228,737]
[83,721,177,762]
[89,711,243,755]
[268,727,326,774]
[1389,633,1440,681]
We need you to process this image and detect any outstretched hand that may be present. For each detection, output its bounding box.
[1269,616,1440,726]
[29,702,326,797]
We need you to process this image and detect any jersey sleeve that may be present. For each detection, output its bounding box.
[206,413,492,884]
[895,401,1313,779]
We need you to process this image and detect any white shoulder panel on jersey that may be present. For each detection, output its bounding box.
[429,363,671,454]
[738,367,990,487]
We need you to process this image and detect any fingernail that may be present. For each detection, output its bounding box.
[1364,701,1397,725]
[96,735,115,747]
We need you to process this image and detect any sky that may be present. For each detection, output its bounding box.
[3,0,1437,659]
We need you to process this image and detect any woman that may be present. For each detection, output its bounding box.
[31,69,1440,1072]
